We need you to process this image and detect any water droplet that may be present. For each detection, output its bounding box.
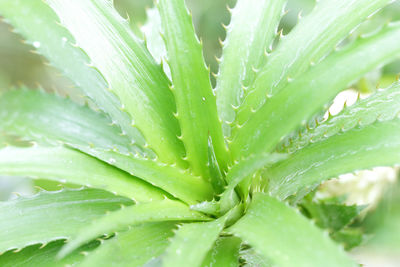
[202,97,206,101]
[108,158,116,164]
[61,37,68,47]
[33,41,41,48]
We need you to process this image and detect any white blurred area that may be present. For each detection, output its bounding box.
[320,89,398,207]
[0,176,33,201]
[318,167,398,208]
[319,89,400,267]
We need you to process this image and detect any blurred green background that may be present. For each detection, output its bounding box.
[1,0,400,265]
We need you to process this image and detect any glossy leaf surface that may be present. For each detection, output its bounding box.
[59,199,209,258]
[267,120,400,199]
[229,193,356,267]
[158,0,228,176]
[0,144,164,202]
[0,188,132,253]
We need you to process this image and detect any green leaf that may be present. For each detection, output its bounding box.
[0,240,100,267]
[0,0,187,165]
[0,144,164,202]
[45,0,187,166]
[0,188,132,253]
[301,201,365,232]
[236,0,393,125]
[162,217,227,267]
[201,236,241,267]
[157,0,228,177]
[58,199,210,258]
[232,22,400,159]
[0,89,142,155]
[0,0,148,152]
[331,228,365,251]
[79,222,176,267]
[83,148,214,204]
[207,136,226,194]
[229,193,356,267]
[141,6,170,79]
[280,81,400,153]
[220,153,287,213]
[216,0,286,138]
[239,248,270,267]
[266,120,400,200]
[189,200,220,217]
[0,90,213,204]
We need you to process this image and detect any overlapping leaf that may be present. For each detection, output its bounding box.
[236,0,393,126]
[201,236,241,267]
[58,199,209,258]
[220,153,287,213]
[45,0,186,166]
[280,82,400,153]
[0,89,213,204]
[157,0,228,176]
[0,144,164,202]
[229,193,356,267]
[0,0,148,153]
[0,240,100,267]
[0,89,140,155]
[0,0,187,165]
[0,188,132,253]
[162,214,229,267]
[216,0,286,138]
[232,22,400,159]
[78,223,176,267]
[140,6,170,78]
[266,120,400,200]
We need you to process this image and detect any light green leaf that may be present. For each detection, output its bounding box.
[45,0,186,166]
[216,0,286,138]
[280,81,400,153]
[141,6,171,79]
[220,153,287,213]
[189,200,220,217]
[207,136,225,194]
[0,89,142,155]
[83,148,214,204]
[0,240,99,267]
[162,216,227,267]
[58,199,210,258]
[266,120,400,200]
[0,0,187,165]
[331,228,365,251]
[0,90,213,204]
[240,248,270,267]
[0,188,132,253]
[301,201,365,232]
[0,144,164,202]
[229,193,356,267]
[201,236,241,267]
[79,222,175,267]
[0,0,148,152]
[157,0,228,177]
[237,0,392,125]
[232,22,400,159]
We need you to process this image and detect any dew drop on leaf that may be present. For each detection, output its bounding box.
[32,41,41,48]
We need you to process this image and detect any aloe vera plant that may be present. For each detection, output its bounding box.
[0,0,399,266]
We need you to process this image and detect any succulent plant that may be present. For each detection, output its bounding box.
[0,0,399,266]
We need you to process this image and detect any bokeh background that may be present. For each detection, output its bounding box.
[1,0,399,266]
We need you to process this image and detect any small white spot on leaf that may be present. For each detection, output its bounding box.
[33,41,41,48]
